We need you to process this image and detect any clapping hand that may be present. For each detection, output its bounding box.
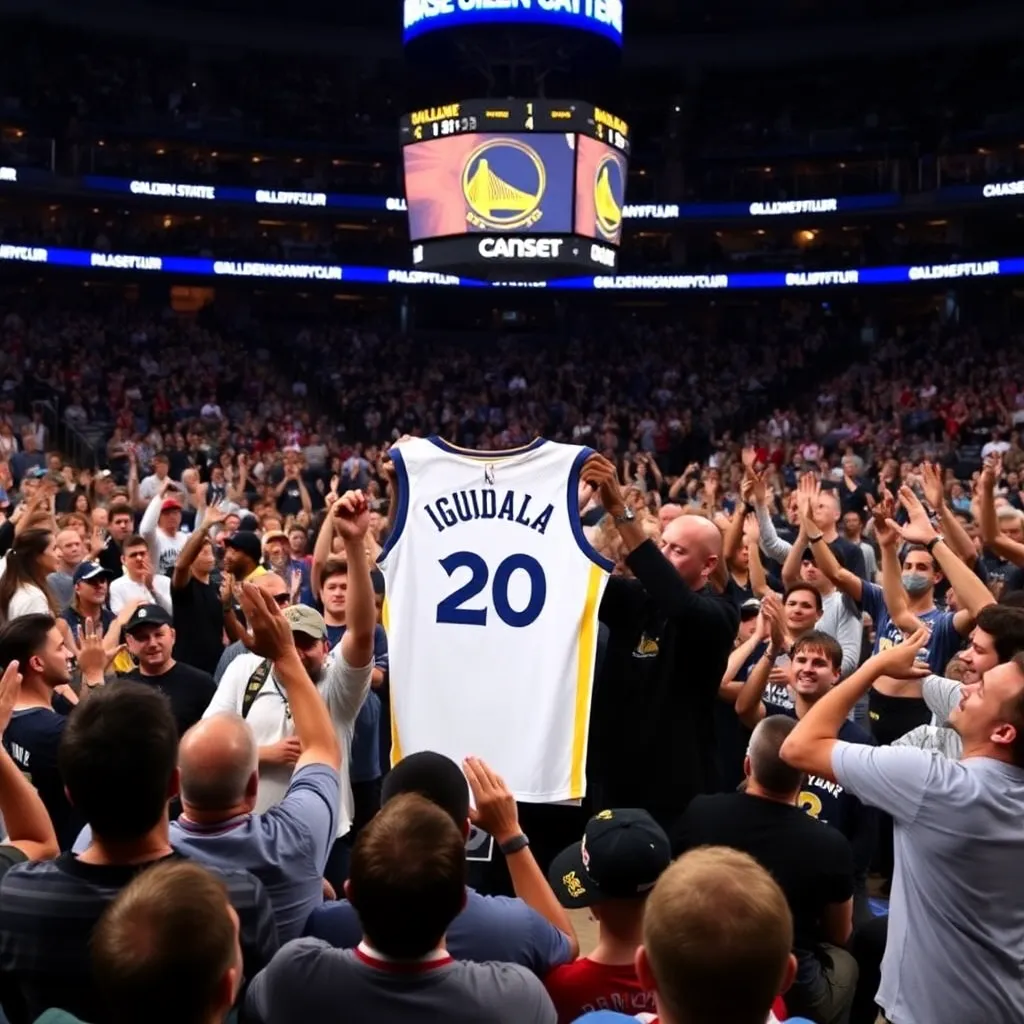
[463,756,521,845]
[77,617,117,681]
[871,627,932,680]
[0,660,23,735]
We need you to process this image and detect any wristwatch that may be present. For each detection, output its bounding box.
[925,535,944,555]
[499,833,530,856]
[614,506,636,525]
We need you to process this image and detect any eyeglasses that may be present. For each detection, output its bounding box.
[271,594,290,606]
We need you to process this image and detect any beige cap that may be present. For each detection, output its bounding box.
[282,604,327,641]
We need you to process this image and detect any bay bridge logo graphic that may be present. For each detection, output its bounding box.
[462,138,546,231]
[594,152,624,240]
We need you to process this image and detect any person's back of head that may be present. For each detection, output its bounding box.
[347,792,467,959]
[59,683,179,843]
[179,714,259,816]
[745,715,803,801]
[381,750,471,835]
[637,847,796,1024]
[91,861,242,1024]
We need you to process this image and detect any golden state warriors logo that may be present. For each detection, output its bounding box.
[594,152,624,240]
[462,138,546,231]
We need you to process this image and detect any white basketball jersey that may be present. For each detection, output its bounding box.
[378,436,612,803]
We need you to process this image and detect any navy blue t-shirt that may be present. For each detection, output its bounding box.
[765,699,876,875]
[860,581,962,673]
[2,696,81,850]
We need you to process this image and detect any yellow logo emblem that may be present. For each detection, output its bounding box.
[562,871,587,899]
[462,138,546,231]
[594,152,624,240]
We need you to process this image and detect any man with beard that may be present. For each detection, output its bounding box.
[203,491,375,886]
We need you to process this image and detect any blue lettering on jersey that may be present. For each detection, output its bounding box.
[424,488,554,535]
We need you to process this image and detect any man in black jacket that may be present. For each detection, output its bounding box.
[583,455,739,834]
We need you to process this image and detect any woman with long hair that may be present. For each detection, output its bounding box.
[0,528,60,622]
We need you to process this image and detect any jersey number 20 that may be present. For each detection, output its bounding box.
[436,551,547,628]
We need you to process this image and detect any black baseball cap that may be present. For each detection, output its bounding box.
[381,751,471,828]
[224,530,262,564]
[549,809,671,908]
[123,604,173,633]
[739,598,761,620]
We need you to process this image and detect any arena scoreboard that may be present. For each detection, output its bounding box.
[400,100,630,154]
[400,100,630,278]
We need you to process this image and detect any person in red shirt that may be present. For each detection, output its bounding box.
[544,809,671,1023]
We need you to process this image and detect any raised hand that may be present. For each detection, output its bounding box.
[580,453,624,517]
[77,616,110,681]
[888,486,939,547]
[332,490,371,541]
[237,582,296,662]
[871,627,933,679]
[980,454,1002,494]
[797,472,820,523]
[921,461,946,512]
[0,660,23,735]
[463,756,521,845]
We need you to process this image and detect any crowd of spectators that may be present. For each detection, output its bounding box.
[0,286,1021,1024]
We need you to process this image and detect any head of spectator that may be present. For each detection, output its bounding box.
[262,531,289,572]
[841,510,865,543]
[345,792,466,960]
[737,598,761,643]
[179,713,259,820]
[55,527,86,575]
[124,605,175,676]
[636,846,796,1024]
[949,652,1024,767]
[658,503,684,532]
[220,513,241,540]
[282,604,329,683]
[61,512,90,542]
[91,506,109,531]
[789,631,842,702]
[121,534,153,583]
[549,808,671,954]
[73,561,114,614]
[262,516,284,537]
[745,715,803,803]
[957,605,1024,686]
[94,468,115,502]
[321,558,349,624]
[798,548,830,591]
[0,613,72,702]
[782,583,822,638]
[900,544,942,603]
[91,861,243,1024]
[288,527,308,559]
[0,528,59,620]
[658,515,722,590]
[193,535,217,580]
[108,503,135,544]
[223,531,263,579]
[60,682,179,847]
[811,487,841,538]
[381,750,471,837]
[74,493,92,516]
[151,453,170,481]
[997,507,1024,545]
[159,497,183,536]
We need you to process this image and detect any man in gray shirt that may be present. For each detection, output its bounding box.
[781,619,1024,1024]
[894,604,1024,759]
[246,792,556,1023]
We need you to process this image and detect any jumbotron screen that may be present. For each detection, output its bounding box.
[400,99,629,277]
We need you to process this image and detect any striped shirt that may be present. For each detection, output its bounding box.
[0,851,279,1024]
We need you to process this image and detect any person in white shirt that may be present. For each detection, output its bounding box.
[203,491,375,876]
[140,486,190,576]
[0,528,59,622]
[136,452,174,506]
[109,534,173,615]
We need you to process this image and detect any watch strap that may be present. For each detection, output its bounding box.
[925,535,943,554]
[498,833,530,856]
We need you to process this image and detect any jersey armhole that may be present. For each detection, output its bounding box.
[569,448,615,573]
[377,447,410,566]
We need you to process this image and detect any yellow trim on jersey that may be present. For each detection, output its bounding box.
[382,596,404,764]
[569,563,605,798]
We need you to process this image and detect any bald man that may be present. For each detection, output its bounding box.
[583,455,740,833]
[174,589,342,942]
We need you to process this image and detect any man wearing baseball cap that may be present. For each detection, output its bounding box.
[118,604,217,739]
[544,809,671,1022]
[62,562,136,675]
[203,490,376,889]
[223,530,268,582]
[140,480,192,577]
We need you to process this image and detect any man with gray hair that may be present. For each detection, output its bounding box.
[672,715,857,1024]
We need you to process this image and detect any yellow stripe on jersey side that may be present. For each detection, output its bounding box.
[570,563,605,799]
[382,596,404,765]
